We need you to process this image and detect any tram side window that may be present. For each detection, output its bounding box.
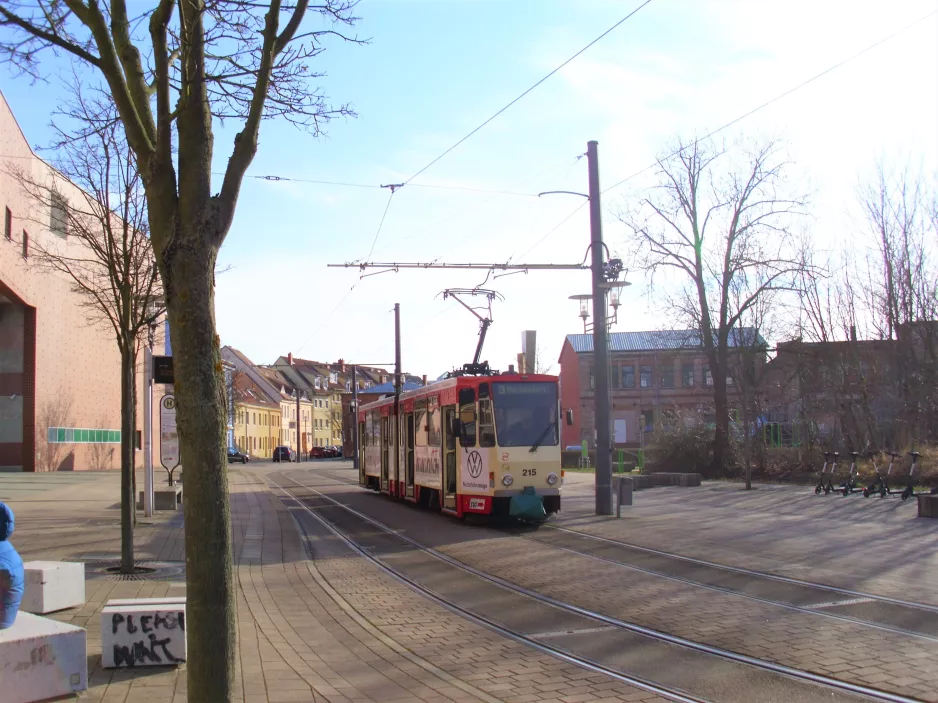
[478,399,495,447]
[415,409,428,447]
[458,388,476,447]
[365,413,374,446]
[372,415,380,446]
[428,406,442,446]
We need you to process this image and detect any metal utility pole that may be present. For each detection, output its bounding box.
[351,365,359,472]
[588,140,613,516]
[143,326,154,517]
[296,388,302,462]
[394,303,402,491]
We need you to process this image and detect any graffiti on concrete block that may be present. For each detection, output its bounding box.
[110,610,185,667]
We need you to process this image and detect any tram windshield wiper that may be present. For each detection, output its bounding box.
[529,421,556,453]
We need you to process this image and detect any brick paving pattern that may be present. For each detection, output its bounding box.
[1,468,673,702]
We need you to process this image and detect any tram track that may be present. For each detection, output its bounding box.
[269,469,922,703]
[312,464,938,640]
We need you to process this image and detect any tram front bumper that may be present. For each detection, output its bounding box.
[506,486,548,522]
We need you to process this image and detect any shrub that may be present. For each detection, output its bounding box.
[646,420,741,478]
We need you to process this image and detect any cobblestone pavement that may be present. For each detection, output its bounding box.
[285,466,938,703]
[1,467,671,703]
[554,473,938,605]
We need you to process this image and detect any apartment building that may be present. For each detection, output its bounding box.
[558,329,761,448]
[232,371,281,458]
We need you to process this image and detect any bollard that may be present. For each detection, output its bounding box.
[615,476,633,518]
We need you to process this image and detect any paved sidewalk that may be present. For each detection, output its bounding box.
[2,469,669,703]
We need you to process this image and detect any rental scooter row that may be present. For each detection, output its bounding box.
[814,450,926,500]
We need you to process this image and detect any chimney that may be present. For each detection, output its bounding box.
[422,375,427,386]
[338,358,345,372]
[508,364,516,374]
[287,352,293,366]
[850,326,857,342]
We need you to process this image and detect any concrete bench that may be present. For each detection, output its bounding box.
[102,597,187,668]
[0,611,87,703]
[21,561,85,614]
[631,473,703,490]
[137,484,183,511]
[917,493,938,518]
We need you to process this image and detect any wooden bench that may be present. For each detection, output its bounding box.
[917,493,938,518]
[0,612,87,702]
[101,597,187,668]
[21,561,85,614]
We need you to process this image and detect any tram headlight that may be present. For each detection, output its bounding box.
[547,472,559,486]
[502,474,514,487]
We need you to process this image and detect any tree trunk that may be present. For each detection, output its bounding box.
[164,241,235,703]
[120,343,136,574]
[711,356,731,475]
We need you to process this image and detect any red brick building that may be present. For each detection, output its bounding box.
[558,330,761,449]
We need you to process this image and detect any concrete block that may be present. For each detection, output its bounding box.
[917,494,938,518]
[0,611,87,703]
[101,600,186,668]
[21,561,85,614]
[155,486,182,511]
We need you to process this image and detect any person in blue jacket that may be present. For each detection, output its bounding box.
[0,501,25,629]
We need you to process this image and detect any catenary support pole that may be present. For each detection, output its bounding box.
[351,365,359,473]
[394,304,402,493]
[588,140,613,516]
[143,331,154,517]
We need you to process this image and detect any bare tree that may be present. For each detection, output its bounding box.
[619,137,808,473]
[0,2,362,696]
[9,86,161,575]
[728,287,772,489]
[859,163,938,445]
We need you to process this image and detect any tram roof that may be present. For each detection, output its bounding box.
[358,373,558,412]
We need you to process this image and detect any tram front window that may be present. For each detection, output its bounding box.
[492,382,558,448]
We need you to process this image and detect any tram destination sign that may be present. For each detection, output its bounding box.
[495,382,553,395]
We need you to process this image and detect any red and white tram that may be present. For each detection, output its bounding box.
[357,372,563,519]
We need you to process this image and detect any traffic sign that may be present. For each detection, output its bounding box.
[160,394,180,470]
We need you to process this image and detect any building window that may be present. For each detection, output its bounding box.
[22,230,28,259]
[682,363,695,387]
[660,365,674,388]
[589,366,594,390]
[50,192,68,237]
[4,207,11,240]
[640,365,652,388]
[610,365,619,389]
[622,365,635,388]
[704,365,713,387]
[642,409,654,432]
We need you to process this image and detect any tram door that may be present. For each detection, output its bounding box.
[405,413,415,498]
[380,416,389,492]
[443,405,457,510]
[358,419,365,485]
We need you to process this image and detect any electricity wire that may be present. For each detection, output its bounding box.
[521,8,938,258]
[601,9,938,196]
[400,0,656,187]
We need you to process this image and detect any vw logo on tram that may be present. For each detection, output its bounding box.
[467,450,483,478]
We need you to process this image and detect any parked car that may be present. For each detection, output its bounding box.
[272,446,293,463]
[227,448,250,464]
[311,446,326,459]
[330,446,344,458]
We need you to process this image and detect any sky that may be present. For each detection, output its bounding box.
[1,0,936,379]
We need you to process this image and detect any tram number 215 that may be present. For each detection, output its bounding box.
[522,468,537,476]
